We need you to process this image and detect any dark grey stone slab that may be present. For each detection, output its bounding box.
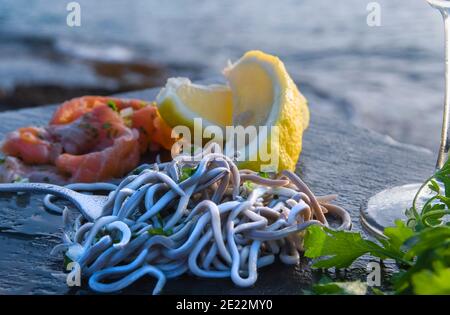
[0,87,435,294]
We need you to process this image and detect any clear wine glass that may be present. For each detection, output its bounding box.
[360,0,450,237]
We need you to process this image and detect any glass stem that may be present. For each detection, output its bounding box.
[436,9,450,170]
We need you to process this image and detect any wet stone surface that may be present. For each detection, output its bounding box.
[0,87,435,294]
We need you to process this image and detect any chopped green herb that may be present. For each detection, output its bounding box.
[102,122,112,129]
[258,172,271,179]
[179,166,198,182]
[148,227,173,236]
[0,157,5,165]
[148,227,164,235]
[107,100,118,112]
[243,180,255,191]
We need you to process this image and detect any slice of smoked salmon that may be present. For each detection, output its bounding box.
[50,96,149,125]
[1,96,173,183]
[50,96,173,152]
[130,105,157,153]
[1,127,61,165]
[49,104,125,155]
[53,105,140,182]
[55,128,140,183]
[2,104,140,183]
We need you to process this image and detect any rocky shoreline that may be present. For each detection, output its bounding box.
[0,59,170,111]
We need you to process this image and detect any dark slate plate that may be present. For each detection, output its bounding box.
[0,88,435,295]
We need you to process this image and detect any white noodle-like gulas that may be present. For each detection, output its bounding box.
[46,149,351,295]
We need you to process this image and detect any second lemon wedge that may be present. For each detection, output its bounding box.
[156,50,310,172]
[223,50,309,172]
[156,77,233,129]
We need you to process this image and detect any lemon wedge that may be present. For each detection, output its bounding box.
[156,51,309,172]
[223,50,309,172]
[156,77,233,129]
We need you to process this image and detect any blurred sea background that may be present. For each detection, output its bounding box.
[0,0,446,151]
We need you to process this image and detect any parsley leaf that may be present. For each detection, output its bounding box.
[305,225,399,268]
[428,179,440,194]
[411,263,450,294]
[403,225,450,261]
[379,220,415,254]
[303,156,450,295]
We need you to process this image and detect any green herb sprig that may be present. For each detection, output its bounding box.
[304,159,450,295]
